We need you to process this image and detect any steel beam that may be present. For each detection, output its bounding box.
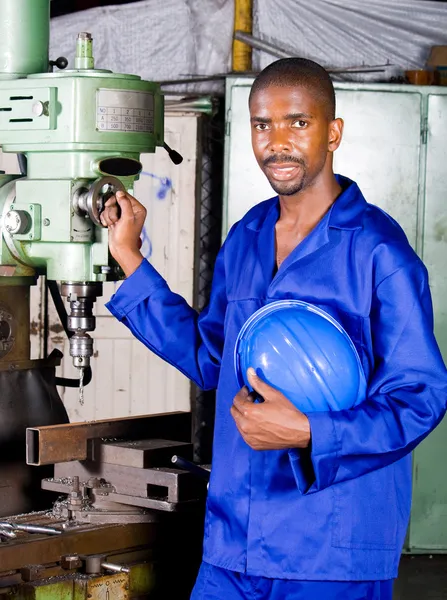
[98,439,193,469]
[26,412,191,466]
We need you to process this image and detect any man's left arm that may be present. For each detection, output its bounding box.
[232,260,447,493]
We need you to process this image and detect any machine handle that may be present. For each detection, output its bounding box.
[171,455,210,482]
[72,176,125,228]
[163,142,183,165]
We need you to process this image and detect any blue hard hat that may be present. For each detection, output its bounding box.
[234,300,366,412]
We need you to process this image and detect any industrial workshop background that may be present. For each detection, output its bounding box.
[41,0,447,548]
[1,0,447,597]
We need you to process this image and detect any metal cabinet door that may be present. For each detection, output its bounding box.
[408,93,447,552]
[223,79,275,233]
[333,88,422,250]
[224,81,423,249]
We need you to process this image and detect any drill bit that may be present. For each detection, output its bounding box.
[79,366,85,405]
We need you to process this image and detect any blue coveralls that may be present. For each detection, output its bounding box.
[107,176,447,599]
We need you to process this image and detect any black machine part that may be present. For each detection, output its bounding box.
[0,363,68,516]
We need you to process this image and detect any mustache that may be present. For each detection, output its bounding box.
[263,155,305,167]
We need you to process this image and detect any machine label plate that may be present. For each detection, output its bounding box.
[96,89,154,133]
[87,574,129,599]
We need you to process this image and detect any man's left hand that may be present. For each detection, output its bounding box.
[231,368,311,450]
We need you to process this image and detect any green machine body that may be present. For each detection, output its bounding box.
[0,0,166,374]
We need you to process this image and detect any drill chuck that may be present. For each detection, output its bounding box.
[60,282,102,370]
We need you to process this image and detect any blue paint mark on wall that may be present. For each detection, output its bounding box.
[141,226,153,259]
[139,171,172,259]
[142,171,173,200]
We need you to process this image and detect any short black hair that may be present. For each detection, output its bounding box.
[249,58,336,120]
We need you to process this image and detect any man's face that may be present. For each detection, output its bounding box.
[249,84,340,196]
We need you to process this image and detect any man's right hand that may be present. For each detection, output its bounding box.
[100,190,146,277]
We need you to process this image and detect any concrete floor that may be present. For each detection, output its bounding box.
[394,556,447,599]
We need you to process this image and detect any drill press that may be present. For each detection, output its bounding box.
[0,0,165,514]
[0,5,204,595]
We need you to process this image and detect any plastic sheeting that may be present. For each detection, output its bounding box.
[50,0,234,85]
[254,0,447,81]
[50,0,447,86]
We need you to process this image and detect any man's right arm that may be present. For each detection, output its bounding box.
[100,190,146,278]
[102,191,229,391]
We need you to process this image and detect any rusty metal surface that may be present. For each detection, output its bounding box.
[0,355,62,373]
[2,563,157,599]
[0,510,66,528]
[0,286,30,362]
[0,548,155,585]
[0,520,157,573]
[0,510,203,598]
[98,439,193,469]
[26,412,191,466]
[16,577,77,599]
[8,573,130,599]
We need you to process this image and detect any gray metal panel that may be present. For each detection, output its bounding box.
[408,93,447,551]
[223,79,274,234]
[333,90,422,250]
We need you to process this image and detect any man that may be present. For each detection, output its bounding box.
[102,58,447,599]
